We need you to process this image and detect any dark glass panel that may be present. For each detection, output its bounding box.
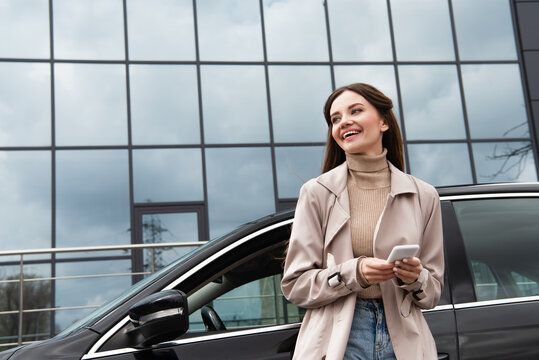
[0,62,50,146]
[133,149,204,203]
[201,65,269,144]
[54,64,127,146]
[141,212,199,275]
[269,66,331,143]
[130,65,200,145]
[275,146,324,198]
[197,0,263,61]
[0,151,51,254]
[205,147,275,238]
[55,150,130,249]
[126,0,195,61]
[399,65,465,140]
[53,0,125,60]
[462,64,528,139]
[473,142,537,183]
[391,0,454,61]
[263,0,328,61]
[328,0,392,61]
[452,0,517,60]
[408,143,473,186]
[0,0,50,58]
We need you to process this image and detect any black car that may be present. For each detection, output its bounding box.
[1,183,539,360]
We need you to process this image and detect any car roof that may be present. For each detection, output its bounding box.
[247,182,539,226]
[437,182,539,197]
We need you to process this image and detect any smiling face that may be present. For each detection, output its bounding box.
[329,90,389,156]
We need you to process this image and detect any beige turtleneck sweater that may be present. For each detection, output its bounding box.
[346,149,390,299]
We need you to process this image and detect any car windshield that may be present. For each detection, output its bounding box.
[54,242,208,338]
[53,221,257,339]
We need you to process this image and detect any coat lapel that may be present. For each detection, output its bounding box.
[388,162,417,197]
[317,163,350,251]
[316,161,417,253]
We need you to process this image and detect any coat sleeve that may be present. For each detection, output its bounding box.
[398,182,444,310]
[281,180,362,309]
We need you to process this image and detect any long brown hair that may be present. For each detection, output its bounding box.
[321,83,404,173]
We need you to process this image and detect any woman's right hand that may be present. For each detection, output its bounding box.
[361,257,396,285]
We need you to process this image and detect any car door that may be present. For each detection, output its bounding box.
[421,199,460,360]
[448,195,539,359]
[83,220,302,360]
[151,273,302,359]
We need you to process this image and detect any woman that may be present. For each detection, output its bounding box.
[281,83,444,359]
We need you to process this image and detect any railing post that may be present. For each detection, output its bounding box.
[18,254,24,346]
[151,248,155,274]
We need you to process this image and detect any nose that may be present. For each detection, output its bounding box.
[340,115,353,128]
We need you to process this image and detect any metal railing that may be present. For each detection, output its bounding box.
[0,241,207,348]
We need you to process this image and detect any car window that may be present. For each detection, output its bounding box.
[453,197,539,301]
[189,274,304,333]
[187,243,305,333]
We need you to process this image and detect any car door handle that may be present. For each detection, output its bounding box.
[438,353,449,360]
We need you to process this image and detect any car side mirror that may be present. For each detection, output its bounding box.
[126,289,189,348]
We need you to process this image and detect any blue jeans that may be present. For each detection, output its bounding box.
[343,298,396,360]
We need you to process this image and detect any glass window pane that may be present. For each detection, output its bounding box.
[334,65,401,125]
[55,259,131,332]
[0,151,51,252]
[201,66,269,144]
[0,63,50,146]
[453,198,539,301]
[452,0,516,61]
[54,64,127,146]
[133,149,204,203]
[263,0,328,61]
[0,0,50,58]
[328,0,392,61]
[269,66,331,143]
[0,264,52,344]
[130,65,200,145]
[205,147,275,238]
[399,65,466,140]
[197,0,263,61]
[56,150,130,248]
[211,275,284,328]
[473,142,537,183]
[462,64,528,139]
[408,143,473,186]
[126,0,195,61]
[142,212,199,273]
[53,0,125,60]
[275,146,324,198]
[390,0,454,61]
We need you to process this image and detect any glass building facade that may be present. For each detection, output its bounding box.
[1,0,538,345]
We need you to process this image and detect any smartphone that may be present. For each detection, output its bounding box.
[386,244,420,263]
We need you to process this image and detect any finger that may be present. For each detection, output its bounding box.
[395,261,421,272]
[402,257,421,266]
[394,267,419,283]
[370,261,396,270]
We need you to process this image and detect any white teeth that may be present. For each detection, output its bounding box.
[344,131,360,138]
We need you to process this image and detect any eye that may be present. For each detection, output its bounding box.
[351,108,362,114]
[331,116,341,124]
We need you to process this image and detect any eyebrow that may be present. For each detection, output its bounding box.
[330,102,364,118]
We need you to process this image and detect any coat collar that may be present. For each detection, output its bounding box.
[317,161,417,198]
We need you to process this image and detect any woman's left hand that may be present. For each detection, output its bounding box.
[393,257,422,284]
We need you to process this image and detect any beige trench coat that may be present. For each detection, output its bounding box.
[281,161,444,360]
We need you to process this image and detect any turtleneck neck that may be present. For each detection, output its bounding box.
[346,148,389,172]
[345,149,390,189]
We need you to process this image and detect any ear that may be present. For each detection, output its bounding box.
[380,119,389,133]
